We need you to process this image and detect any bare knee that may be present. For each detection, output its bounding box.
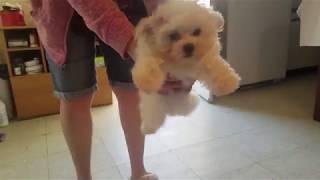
[60,94,93,108]
[60,94,94,119]
[113,87,139,105]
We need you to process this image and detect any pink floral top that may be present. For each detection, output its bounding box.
[30,0,158,65]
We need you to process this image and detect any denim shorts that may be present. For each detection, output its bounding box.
[47,14,135,100]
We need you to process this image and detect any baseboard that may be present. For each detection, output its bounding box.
[286,66,318,77]
[193,66,318,104]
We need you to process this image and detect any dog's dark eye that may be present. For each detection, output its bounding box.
[192,28,201,36]
[169,31,181,41]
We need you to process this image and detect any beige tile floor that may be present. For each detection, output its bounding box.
[1,73,320,180]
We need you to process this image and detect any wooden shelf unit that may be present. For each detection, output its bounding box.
[0,26,112,120]
[0,27,47,77]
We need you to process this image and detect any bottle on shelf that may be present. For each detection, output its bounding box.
[13,66,22,75]
[29,31,38,48]
[13,58,25,76]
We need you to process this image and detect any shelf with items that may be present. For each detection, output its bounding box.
[0,27,47,77]
[0,26,112,120]
[4,28,40,48]
[0,26,54,120]
[9,51,45,76]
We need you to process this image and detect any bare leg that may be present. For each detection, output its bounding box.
[113,87,147,179]
[60,94,94,180]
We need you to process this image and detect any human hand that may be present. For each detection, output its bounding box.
[158,75,195,95]
[126,38,137,61]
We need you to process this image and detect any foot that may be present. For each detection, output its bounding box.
[131,173,159,180]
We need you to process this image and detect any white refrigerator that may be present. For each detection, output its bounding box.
[216,0,292,85]
[194,0,292,101]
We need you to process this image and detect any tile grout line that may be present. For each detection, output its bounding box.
[158,126,261,154]
[162,127,276,179]
[167,149,203,180]
[94,122,126,179]
[44,120,50,180]
[254,144,311,179]
[255,160,283,179]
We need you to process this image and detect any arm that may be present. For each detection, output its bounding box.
[66,0,134,58]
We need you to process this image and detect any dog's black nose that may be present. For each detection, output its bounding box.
[183,43,194,57]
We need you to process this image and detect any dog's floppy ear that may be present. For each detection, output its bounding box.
[135,16,166,39]
[209,10,224,32]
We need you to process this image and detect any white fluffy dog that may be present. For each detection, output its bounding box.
[132,0,241,134]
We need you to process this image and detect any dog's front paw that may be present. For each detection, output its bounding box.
[213,74,241,96]
[132,64,165,93]
[141,123,160,135]
[138,74,164,93]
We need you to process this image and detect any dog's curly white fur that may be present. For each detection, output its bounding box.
[132,0,241,134]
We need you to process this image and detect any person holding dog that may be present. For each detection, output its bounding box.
[30,0,192,180]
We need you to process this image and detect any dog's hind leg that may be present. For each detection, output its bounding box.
[139,92,166,134]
